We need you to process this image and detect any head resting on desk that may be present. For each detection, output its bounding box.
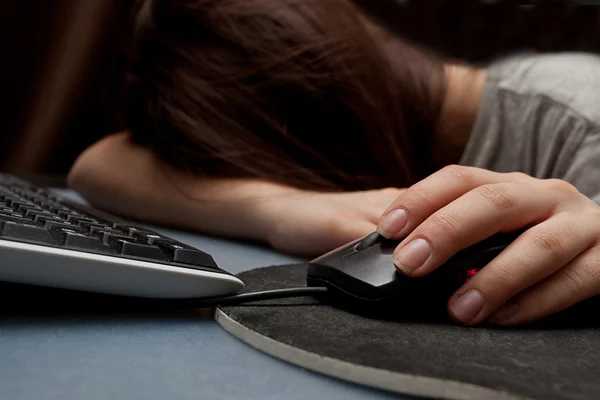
[124,0,448,192]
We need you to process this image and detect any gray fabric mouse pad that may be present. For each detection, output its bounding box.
[217,264,600,400]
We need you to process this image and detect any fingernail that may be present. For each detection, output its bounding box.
[393,238,430,274]
[488,303,519,325]
[378,209,408,237]
[450,289,485,324]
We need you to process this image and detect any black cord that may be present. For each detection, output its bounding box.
[163,287,329,308]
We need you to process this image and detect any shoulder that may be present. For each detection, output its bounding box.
[487,52,600,125]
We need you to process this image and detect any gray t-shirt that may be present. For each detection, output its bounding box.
[459,52,600,203]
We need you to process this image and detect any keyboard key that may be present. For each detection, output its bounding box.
[94,232,132,245]
[153,239,217,268]
[2,197,22,207]
[89,226,124,237]
[0,210,23,216]
[66,215,97,224]
[28,210,55,219]
[113,223,160,236]
[79,221,111,233]
[50,226,87,240]
[56,210,82,220]
[63,232,114,252]
[33,214,64,224]
[112,222,146,230]
[11,200,34,209]
[132,231,164,244]
[122,227,152,236]
[0,214,31,224]
[0,221,57,245]
[14,203,42,213]
[44,220,83,232]
[44,204,70,212]
[41,202,66,211]
[104,233,134,242]
[111,223,158,237]
[110,238,168,261]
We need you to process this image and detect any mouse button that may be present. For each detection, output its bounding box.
[354,231,381,250]
[340,249,399,288]
[378,238,400,254]
[354,231,387,251]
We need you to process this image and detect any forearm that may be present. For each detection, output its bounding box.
[67,132,296,241]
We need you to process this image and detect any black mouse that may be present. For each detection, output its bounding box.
[306,230,523,319]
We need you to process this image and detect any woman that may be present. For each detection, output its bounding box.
[69,0,600,327]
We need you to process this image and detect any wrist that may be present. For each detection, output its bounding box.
[237,181,305,244]
[178,176,303,243]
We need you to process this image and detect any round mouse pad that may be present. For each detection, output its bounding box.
[216,264,600,400]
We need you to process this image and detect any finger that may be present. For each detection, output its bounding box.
[487,245,600,326]
[377,165,530,239]
[447,212,597,326]
[392,180,555,276]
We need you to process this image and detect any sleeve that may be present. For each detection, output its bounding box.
[460,53,600,204]
[460,82,591,180]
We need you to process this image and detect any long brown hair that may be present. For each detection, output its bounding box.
[126,0,446,191]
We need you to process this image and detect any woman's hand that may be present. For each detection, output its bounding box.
[263,187,404,257]
[376,165,600,326]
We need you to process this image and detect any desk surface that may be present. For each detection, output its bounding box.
[0,190,407,400]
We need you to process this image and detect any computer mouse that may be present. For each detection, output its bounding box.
[306,230,523,320]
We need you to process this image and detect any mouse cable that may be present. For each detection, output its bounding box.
[160,287,329,309]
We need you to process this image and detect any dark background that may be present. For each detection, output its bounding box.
[1,0,598,177]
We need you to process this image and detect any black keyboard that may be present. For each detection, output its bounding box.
[0,174,244,299]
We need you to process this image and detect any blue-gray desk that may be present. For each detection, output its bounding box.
[0,191,405,400]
